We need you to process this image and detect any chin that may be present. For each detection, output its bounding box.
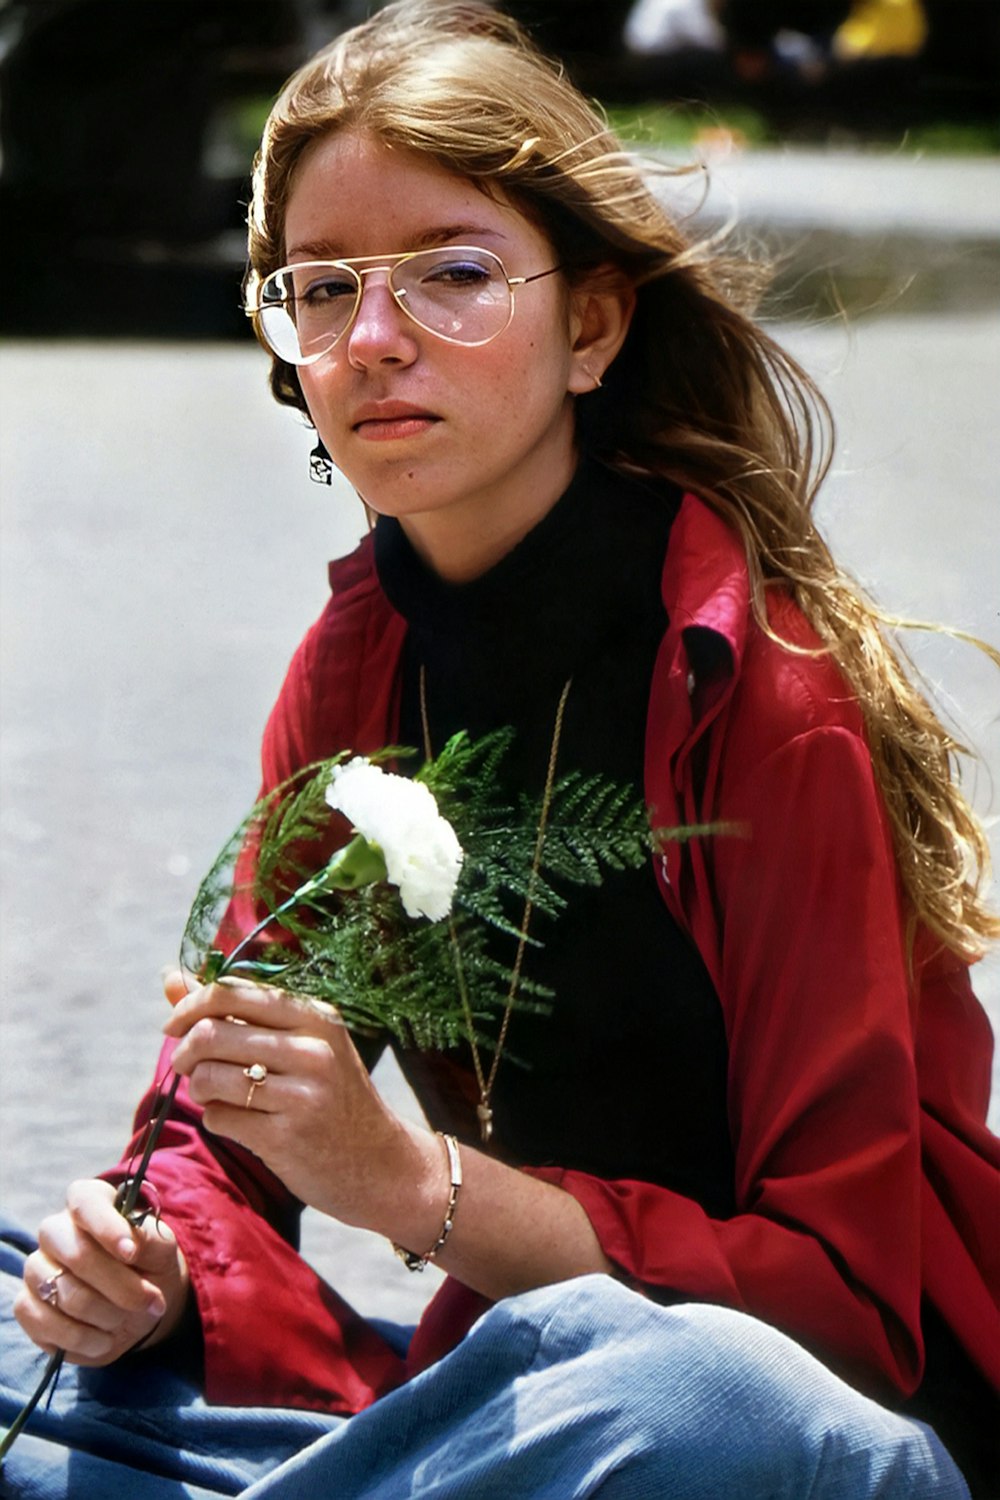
[351,466,465,522]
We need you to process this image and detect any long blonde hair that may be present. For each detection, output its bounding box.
[247,0,998,961]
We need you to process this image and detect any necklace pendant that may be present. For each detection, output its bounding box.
[476,1102,494,1143]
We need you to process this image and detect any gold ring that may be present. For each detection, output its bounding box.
[243,1062,268,1108]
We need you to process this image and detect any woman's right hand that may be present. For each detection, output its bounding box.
[13,1178,190,1366]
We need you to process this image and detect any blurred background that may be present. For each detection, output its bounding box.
[1,0,998,337]
[1,0,998,1324]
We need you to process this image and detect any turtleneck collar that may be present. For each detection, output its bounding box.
[373,458,678,710]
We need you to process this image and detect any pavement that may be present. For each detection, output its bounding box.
[1,147,998,1330]
[672,145,1000,238]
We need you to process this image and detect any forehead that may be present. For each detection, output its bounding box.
[283,129,543,261]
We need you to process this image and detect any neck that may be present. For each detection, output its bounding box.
[397,444,580,585]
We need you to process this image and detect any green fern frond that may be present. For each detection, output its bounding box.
[179,729,718,1053]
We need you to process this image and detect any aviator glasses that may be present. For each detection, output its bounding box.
[250,245,561,365]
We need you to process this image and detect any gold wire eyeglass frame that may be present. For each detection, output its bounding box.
[246,245,562,364]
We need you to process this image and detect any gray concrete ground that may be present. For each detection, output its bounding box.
[1,150,998,1330]
[680,144,1000,238]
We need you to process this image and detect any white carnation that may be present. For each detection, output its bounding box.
[325,758,463,921]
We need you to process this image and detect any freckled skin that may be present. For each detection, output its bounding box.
[287,130,602,582]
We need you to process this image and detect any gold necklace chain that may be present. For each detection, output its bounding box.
[419,664,572,1144]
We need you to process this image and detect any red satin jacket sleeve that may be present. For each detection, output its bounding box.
[104,555,411,1411]
[107,1051,405,1411]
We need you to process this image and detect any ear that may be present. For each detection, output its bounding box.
[566,268,636,395]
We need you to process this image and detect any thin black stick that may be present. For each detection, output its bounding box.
[0,1351,63,1467]
[0,1071,184,1470]
[114,1072,183,1220]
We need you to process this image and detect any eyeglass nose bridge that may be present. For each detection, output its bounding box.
[341,259,418,343]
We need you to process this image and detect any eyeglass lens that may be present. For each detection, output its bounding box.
[258,247,513,363]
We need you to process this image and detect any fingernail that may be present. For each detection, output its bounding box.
[147,1292,167,1319]
[118,1237,137,1260]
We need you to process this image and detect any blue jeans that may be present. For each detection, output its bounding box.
[0,1221,969,1499]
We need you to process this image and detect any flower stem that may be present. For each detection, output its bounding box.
[222,891,300,961]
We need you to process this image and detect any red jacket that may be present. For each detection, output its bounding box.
[112,493,999,1412]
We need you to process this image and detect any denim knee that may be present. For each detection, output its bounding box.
[469,1276,968,1500]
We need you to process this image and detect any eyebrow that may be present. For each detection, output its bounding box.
[285,224,509,260]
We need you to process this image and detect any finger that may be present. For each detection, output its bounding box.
[16,1279,162,1366]
[170,1013,289,1070]
[162,967,190,1006]
[164,980,342,1040]
[14,1279,118,1363]
[125,1208,186,1277]
[18,1245,166,1363]
[163,980,300,1038]
[187,1058,285,1115]
[58,1180,140,1264]
[37,1213,166,1318]
[28,1259,164,1336]
[172,1012,335,1074]
[74,1178,175,1266]
[64,1183,180,1279]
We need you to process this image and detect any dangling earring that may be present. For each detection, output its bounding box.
[309,437,333,485]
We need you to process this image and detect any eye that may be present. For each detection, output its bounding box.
[297,271,357,306]
[421,257,495,288]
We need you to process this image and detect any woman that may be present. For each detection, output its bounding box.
[4,2,997,1495]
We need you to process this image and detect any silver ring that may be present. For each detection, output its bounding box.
[37,1269,65,1306]
[243,1062,268,1108]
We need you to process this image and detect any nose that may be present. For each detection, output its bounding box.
[345,268,419,369]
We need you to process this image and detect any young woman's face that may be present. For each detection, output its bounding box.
[284,130,591,580]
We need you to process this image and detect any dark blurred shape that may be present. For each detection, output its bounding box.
[615,0,999,132]
[1,0,996,339]
[0,0,367,337]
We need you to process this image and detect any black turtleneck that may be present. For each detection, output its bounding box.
[374,459,734,1216]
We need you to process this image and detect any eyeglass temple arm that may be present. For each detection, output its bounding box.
[508,266,561,289]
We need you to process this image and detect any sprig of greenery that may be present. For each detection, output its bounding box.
[180,730,662,1050]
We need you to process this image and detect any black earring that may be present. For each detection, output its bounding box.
[309,439,333,485]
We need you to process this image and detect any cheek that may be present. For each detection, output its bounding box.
[298,369,331,427]
[484,331,572,412]
[298,369,351,464]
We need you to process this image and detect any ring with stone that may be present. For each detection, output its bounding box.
[243,1062,268,1108]
[37,1269,66,1306]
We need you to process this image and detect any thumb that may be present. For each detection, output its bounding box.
[132,1212,182,1274]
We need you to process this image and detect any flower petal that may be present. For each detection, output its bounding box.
[326,758,463,920]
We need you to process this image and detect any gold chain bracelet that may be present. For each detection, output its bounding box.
[393,1132,463,1272]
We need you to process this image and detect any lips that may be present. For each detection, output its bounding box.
[351,401,440,436]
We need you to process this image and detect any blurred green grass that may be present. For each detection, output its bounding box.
[606,102,1000,154]
[222,95,1000,166]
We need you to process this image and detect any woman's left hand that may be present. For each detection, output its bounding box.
[162,977,431,1231]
